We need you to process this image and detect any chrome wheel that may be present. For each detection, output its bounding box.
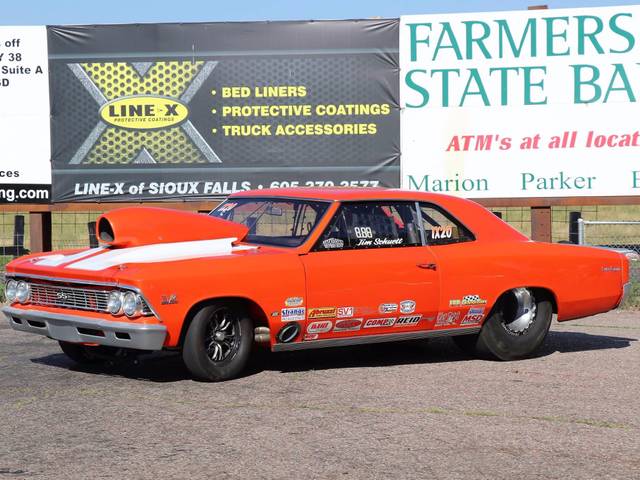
[205,309,240,362]
[501,288,537,335]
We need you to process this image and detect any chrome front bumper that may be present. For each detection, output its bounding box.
[2,306,167,351]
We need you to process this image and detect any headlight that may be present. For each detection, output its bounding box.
[107,290,123,315]
[122,291,142,318]
[15,281,31,304]
[5,280,18,302]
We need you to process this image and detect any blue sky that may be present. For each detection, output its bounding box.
[2,0,639,25]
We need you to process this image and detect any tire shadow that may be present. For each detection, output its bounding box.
[30,329,635,382]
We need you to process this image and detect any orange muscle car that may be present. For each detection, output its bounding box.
[3,188,631,381]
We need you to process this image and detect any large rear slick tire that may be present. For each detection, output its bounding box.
[182,303,253,381]
[453,288,553,361]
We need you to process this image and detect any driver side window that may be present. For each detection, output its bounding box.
[316,202,421,251]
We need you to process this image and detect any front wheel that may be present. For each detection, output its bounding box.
[453,288,553,360]
[182,303,253,381]
[58,341,108,364]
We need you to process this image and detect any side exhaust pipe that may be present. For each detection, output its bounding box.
[254,326,271,343]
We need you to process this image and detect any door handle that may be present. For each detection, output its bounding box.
[417,263,437,271]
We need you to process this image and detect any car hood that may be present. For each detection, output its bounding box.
[96,207,249,248]
[4,206,263,283]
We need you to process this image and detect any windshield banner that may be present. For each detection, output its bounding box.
[48,20,400,201]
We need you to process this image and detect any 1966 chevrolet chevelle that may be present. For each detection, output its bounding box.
[3,188,631,381]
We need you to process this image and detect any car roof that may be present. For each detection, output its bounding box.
[228,188,529,243]
[231,187,448,202]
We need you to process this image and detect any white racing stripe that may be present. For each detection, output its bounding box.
[66,238,255,271]
[34,247,105,267]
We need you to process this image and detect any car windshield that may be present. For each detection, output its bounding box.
[210,198,330,247]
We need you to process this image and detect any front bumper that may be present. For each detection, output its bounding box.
[2,306,167,351]
[618,282,632,308]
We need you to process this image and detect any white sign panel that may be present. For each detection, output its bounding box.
[401,6,640,198]
[0,26,50,203]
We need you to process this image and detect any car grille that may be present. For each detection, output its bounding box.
[30,283,111,312]
[26,282,152,315]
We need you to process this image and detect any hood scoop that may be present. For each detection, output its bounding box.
[97,207,249,248]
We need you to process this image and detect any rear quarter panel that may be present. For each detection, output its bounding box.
[432,241,625,322]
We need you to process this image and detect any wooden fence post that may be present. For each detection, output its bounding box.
[531,207,552,242]
[29,212,52,253]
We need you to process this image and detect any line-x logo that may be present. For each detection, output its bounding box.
[100,95,189,130]
[68,60,220,165]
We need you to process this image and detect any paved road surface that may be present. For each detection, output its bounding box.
[1,311,639,479]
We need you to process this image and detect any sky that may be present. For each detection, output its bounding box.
[1,0,639,25]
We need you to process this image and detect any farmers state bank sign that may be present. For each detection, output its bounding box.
[400,6,640,198]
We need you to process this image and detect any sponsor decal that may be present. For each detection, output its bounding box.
[354,226,373,239]
[271,311,279,317]
[285,296,304,307]
[461,307,485,326]
[461,294,487,306]
[355,237,404,247]
[337,306,354,318]
[395,315,422,327]
[435,311,460,327]
[399,300,416,314]
[333,318,363,332]
[323,238,344,249]
[307,321,333,334]
[308,307,337,319]
[431,226,453,240]
[450,295,487,307]
[379,303,398,314]
[303,333,319,341]
[364,317,396,328]
[602,266,622,272]
[281,307,306,322]
[217,202,237,213]
[160,294,178,305]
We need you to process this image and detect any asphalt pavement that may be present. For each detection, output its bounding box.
[1,310,639,480]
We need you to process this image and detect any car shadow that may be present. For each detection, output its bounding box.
[30,329,636,382]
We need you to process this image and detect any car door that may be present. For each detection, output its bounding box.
[300,201,440,341]
[417,202,488,329]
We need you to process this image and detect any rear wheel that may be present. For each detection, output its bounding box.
[453,288,553,360]
[182,303,253,381]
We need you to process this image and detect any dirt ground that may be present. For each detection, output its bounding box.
[0,310,639,480]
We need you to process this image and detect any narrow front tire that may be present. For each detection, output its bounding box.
[182,303,253,381]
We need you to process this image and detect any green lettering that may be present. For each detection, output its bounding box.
[572,64,601,104]
[544,16,571,56]
[603,64,636,103]
[576,15,604,55]
[433,22,463,60]
[496,18,537,58]
[489,67,521,106]
[463,21,492,59]
[431,69,460,107]
[610,13,635,54]
[407,22,432,62]
[523,66,547,105]
[405,70,430,108]
[459,69,490,106]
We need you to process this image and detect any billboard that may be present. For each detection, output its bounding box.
[48,20,400,202]
[0,26,51,203]
[401,6,640,198]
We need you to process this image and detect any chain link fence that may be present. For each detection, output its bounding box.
[1,206,638,307]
